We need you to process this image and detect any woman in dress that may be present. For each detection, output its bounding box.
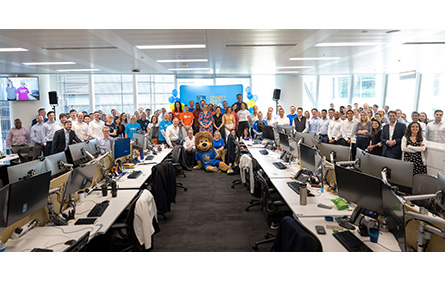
[199,104,213,134]
[213,106,225,140]
[223,106,236,140]
[402,122,427,175]
[231,104,239,132]
[355,111,372,150]
[368,119,383,156]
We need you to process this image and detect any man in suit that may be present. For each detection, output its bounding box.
[51,120,82,154]
[381,111,406,159]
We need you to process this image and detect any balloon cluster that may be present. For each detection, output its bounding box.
[245,86,258,114]
[168,89,184,111]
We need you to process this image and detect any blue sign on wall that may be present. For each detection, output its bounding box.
[179,84,243,107]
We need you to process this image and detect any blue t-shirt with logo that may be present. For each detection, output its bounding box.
[195,149,220,168]
[158,120,172,142]
[124,123,142,139]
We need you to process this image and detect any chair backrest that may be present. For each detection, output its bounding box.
[412,174,440,209]
[255,171,278,213]
[17,147,34,163]
[294,217,323,252]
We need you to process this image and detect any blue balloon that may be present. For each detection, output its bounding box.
[168,96,175,103]
[175,96,181,102]
[248,108,253,114]
[247,92,253,100]
[245,86,252,93]
[172,89,178,97]
[252,94,258,102]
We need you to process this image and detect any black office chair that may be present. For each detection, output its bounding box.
[271,215,323,252]
[17,147,35,163]
[166,145,188,192]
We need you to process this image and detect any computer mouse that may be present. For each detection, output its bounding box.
[64,239,77,246]
[102,200,110,204]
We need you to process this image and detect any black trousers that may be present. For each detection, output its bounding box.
[319,134,329,143]
[237,121,249,138]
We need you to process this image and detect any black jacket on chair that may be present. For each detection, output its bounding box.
[51,128,82,154]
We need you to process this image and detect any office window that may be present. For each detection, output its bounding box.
[319,75,350,110]
[59,74,91,114]
[0,101,10,152]
[352,75,383,109]
[386,74,416,115]
[94,75,134,115]
[303,75,317,110]
[137,75,174,112]
[419,73,445,118]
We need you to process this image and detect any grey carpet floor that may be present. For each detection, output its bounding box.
[151,168,276,252]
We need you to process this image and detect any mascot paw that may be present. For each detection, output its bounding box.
[206,166,218,172]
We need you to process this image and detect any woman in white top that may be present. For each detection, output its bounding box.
[237,102,250,137]
[265,110,277,128]
[402,122,427,175]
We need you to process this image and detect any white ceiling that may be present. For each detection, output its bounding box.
[1,29,445,75]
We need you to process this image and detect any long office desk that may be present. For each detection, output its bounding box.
[0,154,19,164]
[243,140,401,252]
[115,148,172,189]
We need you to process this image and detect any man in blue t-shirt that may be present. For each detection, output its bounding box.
[188,100,195,112]
[286,106,297,127]
[158,112,172,143]
[125,116,142,140]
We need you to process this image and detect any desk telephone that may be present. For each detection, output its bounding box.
[294,169,319,185]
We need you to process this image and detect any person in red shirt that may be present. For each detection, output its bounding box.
[173,101,183,120]
[180,105,194,138]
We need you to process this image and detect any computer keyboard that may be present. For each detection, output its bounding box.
[145,155,155,160]
[286,182,315,197]
[259,150,269,155]
[333,230,373,252]
[127,170,142,179]
[87,201,109,217]
[31,248,54,252]
[273,162,286,169]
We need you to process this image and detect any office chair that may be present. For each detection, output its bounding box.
[271,216,323,252]
[17,147,35,163]
[165,145,188,191]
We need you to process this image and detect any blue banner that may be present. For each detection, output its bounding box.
[179,84,243,107]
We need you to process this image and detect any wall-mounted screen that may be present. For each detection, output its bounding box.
[0,77,40,101]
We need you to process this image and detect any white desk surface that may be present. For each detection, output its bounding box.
[0,154,19,164]
[114,148,171,189]
[247,147,302,179]
[5,225,102,252]
[298,217,402,252]
[71,189,140,235]
[269,178,352,217]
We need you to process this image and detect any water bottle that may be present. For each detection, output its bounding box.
[0,240,6,252]
[300,183,307,206]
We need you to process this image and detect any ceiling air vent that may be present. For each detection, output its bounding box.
[225,44,297,47]
[42,46,118,51]
[403,42,445,45]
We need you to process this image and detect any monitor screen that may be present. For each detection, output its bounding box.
[299,143,316,172]
[277,124,293,135]
[6,171,51,226]
[335,165,384,215]
[68,142,88,164]
[0,185,8,228]
[381,185,406,251]
[114,138,131,159]
[437,173,445,189]
[262,125,275,141]
[85,139,100,157]
[132,133,146,149]
[0,77,40,101]
[317,142,350,162]
[7,159,48,183]
[279,132,290,153]
[295,132,319,147]
[45,151,68,178]
[64,164,98,196]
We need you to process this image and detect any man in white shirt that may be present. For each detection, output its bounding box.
[97,127,113,154]
[328,108,335,121]
[30,115,45,157]
[304,108,320,134]
[411,111,426,134]
[340,110,358,146]
[275,108,289,126]
[425,110,445,143]
[88,111,105,139]
[42,111,57,156]
[328,111,343,144]
[317,109,330,143]
[165,118,181,148]
[184,128,196,167]
[68,109,77,123]
[72,112,89,141]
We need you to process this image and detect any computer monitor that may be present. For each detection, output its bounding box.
[299,143,317,173]
[355,148,413,193]
[262,125,275,141]
[132,133,146,149]
[381,185,406,252]
[335,165,384,215]
[316,142,351,162]
[45,151,69,178]
[68,142,88,165]
[437,172,445,189]
[114,138,131,159]
[295,132,319,147]
[6,171,51,226]
[279,132,290,153]
[7,159,48,183]
[277,124,293,135]
[85,139,100,157]
[64,164,98,196]
[0,185,8,228]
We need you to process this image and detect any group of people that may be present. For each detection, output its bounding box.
[4,96,444,176]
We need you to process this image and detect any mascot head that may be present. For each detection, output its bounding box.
[195,131,214,153]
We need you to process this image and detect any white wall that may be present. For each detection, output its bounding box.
[274,75,304,114]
